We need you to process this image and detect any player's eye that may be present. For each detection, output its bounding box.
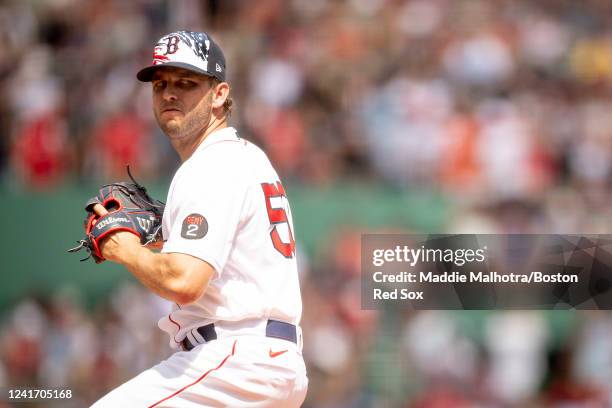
[177,80,196,88]
[152,81,166,91]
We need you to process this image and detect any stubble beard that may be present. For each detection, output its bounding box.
[159,93,213,147]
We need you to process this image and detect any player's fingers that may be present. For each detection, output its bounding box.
[93,203,109,217]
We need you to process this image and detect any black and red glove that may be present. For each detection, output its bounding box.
[69,169,165,263]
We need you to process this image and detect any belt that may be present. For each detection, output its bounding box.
[181,319,297,351]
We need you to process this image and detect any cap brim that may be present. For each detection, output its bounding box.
[136,62,213,82]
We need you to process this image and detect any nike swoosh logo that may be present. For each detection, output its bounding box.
[269,349,288,358]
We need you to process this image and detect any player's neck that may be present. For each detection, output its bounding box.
[175,117,228,162]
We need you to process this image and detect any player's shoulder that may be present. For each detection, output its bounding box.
[208,131,269,165]
[185,129,272,178]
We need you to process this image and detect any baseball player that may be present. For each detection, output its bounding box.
[90,30,308,407]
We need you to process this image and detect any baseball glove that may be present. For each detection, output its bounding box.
[68,167,165,263]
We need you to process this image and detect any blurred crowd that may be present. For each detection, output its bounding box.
[3,0,612,406]
[2,0,612,231]
[1,246,612,407]
[0,0,612,191]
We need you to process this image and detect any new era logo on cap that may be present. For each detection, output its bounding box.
[137,30,226,82]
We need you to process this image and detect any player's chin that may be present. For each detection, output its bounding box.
[160,120,182,137]
[159,111,185,127]
[161,115,183,128]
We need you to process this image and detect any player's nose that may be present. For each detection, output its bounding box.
[158,82,179,101]
[162,87,178,102]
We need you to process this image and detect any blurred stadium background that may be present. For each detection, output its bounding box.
[1,0,612,406]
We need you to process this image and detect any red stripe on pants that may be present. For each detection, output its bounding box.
[147,340,237,407]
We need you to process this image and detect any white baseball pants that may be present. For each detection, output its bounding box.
[90,335,307,407]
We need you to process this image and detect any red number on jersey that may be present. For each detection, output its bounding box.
[261,182,295,258]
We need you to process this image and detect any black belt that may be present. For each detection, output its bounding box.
[181,320,297,351]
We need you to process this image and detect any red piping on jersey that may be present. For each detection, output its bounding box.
[147,340,237,408]
[167,314,182,345]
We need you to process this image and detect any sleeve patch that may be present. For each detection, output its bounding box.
[180,213,208,239]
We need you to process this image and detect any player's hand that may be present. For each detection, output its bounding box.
[92,204,141,262]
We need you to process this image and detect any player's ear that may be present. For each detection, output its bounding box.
[211,81,230,110]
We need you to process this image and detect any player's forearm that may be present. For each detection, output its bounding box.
[114,243,205,304]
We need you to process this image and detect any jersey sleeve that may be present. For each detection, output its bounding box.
[161,155,249,276]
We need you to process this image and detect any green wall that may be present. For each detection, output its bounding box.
[0,182,449,312]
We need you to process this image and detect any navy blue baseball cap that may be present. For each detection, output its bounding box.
[137,30,226,82]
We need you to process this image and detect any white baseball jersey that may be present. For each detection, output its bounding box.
[92,126,308,407]
[159,126,302,348]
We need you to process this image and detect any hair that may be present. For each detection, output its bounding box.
[211,78,233,116]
